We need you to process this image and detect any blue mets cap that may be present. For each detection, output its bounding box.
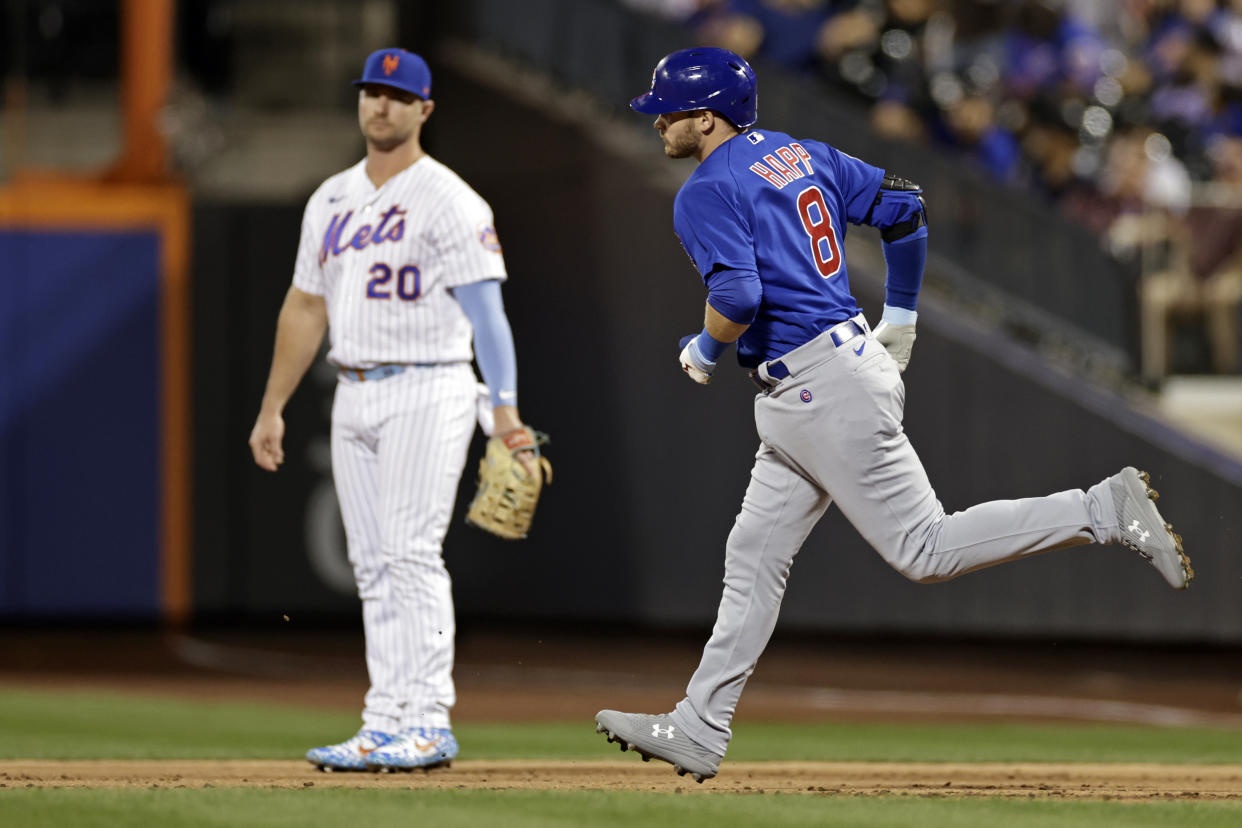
[353,48,432,99]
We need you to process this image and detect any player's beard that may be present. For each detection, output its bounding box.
[364,119,415,153]
[662,129,699,159]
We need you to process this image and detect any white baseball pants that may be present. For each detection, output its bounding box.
[330,363,477,733]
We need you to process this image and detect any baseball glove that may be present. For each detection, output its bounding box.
[465,426,552,540]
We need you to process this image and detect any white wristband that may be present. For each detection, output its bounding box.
[881,305,918,326]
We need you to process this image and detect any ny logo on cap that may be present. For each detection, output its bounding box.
[383,53,400,75]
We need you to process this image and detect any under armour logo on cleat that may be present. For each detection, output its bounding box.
[1127,519,1151,542]
[652,724,676,739]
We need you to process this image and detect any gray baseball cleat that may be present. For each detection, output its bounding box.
[1110,467,1193,589]
[595,709,722,783]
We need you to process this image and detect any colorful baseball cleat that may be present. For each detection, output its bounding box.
[1111,467,1193,589]
[595,710,722,783]
[305,729,395,772]
[363,727,458,772]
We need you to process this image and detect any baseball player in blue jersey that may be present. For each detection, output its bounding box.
[595,47,1193,783]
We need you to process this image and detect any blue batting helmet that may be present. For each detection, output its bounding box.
[630,47,758,129]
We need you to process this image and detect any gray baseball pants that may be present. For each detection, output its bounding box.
[669,317,1122,757]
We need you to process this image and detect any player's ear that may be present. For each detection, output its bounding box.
[420,99,435,122]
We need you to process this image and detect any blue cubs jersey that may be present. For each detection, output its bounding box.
[673,129,885,367]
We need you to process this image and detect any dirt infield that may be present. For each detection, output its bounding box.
[5,630,1242,802]
[4,759,1242,800]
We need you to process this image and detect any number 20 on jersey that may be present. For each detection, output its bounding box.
[366,262,421,300]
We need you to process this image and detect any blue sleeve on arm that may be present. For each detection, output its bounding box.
[881,232,927,312]
[450,279,518,408]
[674,183,757,280]
[695,328,729,363]
[679,329,729,364]
[829,145,887,224]
[866,188,925,232]
[704,267,762,325]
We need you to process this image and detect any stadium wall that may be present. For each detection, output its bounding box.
[186,65,1241,642]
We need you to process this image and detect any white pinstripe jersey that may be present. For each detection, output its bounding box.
[292,155,507,368]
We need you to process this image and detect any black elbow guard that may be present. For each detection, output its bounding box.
[868,173,927,243]
[880,173,922,192]
[880,195,926,242]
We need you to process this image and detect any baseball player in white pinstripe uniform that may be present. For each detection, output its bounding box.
[248,48,532,772]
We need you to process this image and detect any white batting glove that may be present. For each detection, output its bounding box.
[873,306,917,373]
[679,337,716,385]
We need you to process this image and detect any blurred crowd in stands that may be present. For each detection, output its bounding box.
[624,0,1242,376]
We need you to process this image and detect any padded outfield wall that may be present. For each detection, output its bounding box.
[0,179,190,623]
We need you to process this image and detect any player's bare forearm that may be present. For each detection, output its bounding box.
[249,287,327,472]
[704,303,749,343]
[492,405,523,436]
[491,404,539,477]
[259,287,329,415]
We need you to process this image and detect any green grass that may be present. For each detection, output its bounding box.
[0,687,360,759]
[1,686,1240,764]
[726,721,1242,765]
[1,789,1241,828]
[3,685,1241,827]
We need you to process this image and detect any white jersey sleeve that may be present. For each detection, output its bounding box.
[429,190,508,290]
[292,187,329,296]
